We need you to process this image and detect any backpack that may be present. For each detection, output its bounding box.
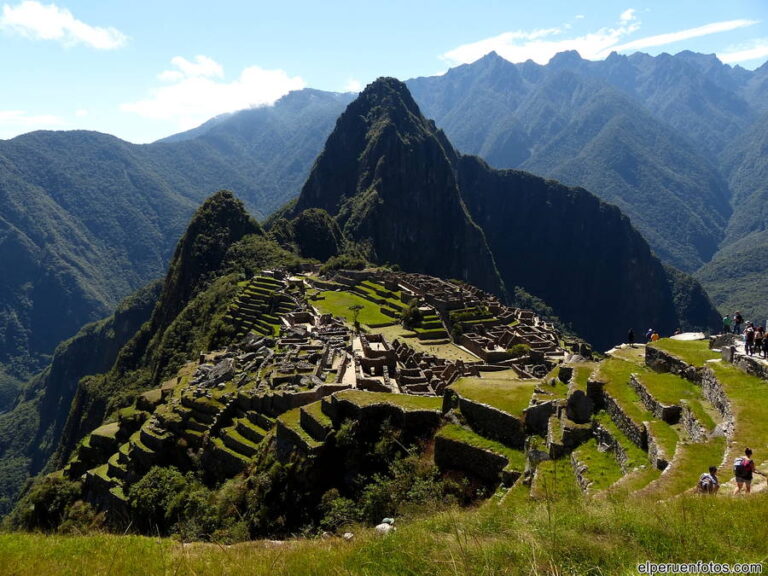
[698,473,713,491]
[734,456,749,477]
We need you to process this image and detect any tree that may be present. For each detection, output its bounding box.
[349,304,364,331]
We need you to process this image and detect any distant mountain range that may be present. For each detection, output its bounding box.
[2,49,767,401]
[0,90,351,397]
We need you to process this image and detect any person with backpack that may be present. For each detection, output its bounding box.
[754,327,764,358]
[745,324,755,356]
[697,466,720,494]
[734,312,744,335]
[734,448,766,494]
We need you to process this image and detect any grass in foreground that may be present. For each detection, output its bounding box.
[3,488,768,575]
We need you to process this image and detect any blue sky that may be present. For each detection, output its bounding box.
[1,0,767,143]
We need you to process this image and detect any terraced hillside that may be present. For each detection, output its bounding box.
[28,266,768,539]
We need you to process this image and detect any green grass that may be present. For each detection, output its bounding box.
[90,422,119,440]
[642,437,727,499]
[572,439,625,491]
[594,412,648,470]
[313,291,394,326]
[301,401,332,428]
[608,344,647,366]
[710,362,768,462]
[571,362,595,391]
[278,408,322,448]
[334,390,442,411]
[4,491,768,574]
[645,420,679,458]
[597,358,651,425]
[635,371,706,416]
[650,338,720,367]
[449,377,537,416]
[530,458,581,500]
[437,424,526,471]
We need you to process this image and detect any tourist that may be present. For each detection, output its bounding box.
[762,333,768,359]
[651,330,660,342]
[734,312,744,335]
[745,323,755,356]
[723,314,732,334]
[627,329,635,347]
[375,517,395,535]
[754,327,764,358]
[734,448,766,494]
[697,466,720,494]
[646,328,653,342]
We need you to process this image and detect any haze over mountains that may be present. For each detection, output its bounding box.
[1,48,767,405]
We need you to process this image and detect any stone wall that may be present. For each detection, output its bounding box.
[700,367,734,438]
[680,403,708,443]
[327,395,441,437]
[524,400,558,436]
[628,374,681,424]
[447,391,525,448]
[645,346,702,383]
[646,427,669,470]
[603,392,647,450]
[434,434,513,485]
[594,424,631,472]
[732,354,768,381]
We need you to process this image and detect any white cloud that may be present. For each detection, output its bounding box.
[612,19,758,52]
[441,10,759,66]
[343,79,363,93]
[719,38,768,64]
[620,9,636,22]
[122,56,306,132]
[0,1,127,49]
[441,13,639,65]
[75,109,88,117]
[0,109,65,138]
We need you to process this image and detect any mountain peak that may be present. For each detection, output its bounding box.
[548,50,585,67]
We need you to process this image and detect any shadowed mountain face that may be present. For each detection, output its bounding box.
[292,79,503,295]
[284,77,720,349]
[0,91,352,389]
[407,52,734,273]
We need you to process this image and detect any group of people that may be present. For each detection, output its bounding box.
[697,448,766,495]
[722,312,768,357]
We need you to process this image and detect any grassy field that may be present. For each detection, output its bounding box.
[4,493,767,575]
[572,438,624,491]
[450,376,538,416]
[650,339,720,366]
[312,291,395,327]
